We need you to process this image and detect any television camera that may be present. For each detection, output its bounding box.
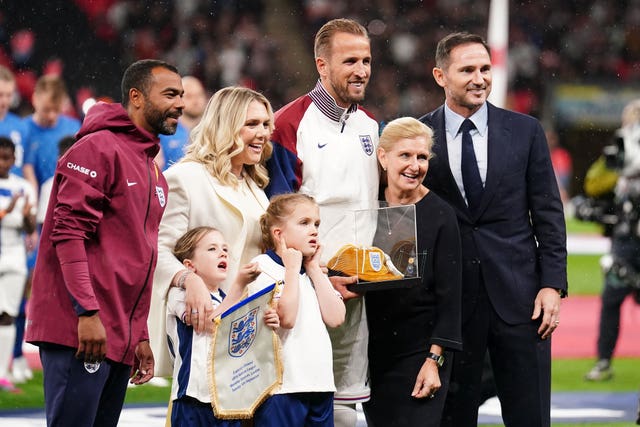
[573,124,640,238]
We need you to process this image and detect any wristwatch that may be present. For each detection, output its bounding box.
[426,352,444,368]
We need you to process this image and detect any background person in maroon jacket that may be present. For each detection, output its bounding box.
[26,59,184,427]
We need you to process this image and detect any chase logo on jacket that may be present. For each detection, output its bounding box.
[359,135,374,156]
[66,162,97,178]
[156,186,166,207]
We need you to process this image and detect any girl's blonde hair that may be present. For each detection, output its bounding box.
[260,193,317,251]
[173,226,220,263]
[378,117,434,154]
[182,86,274,188]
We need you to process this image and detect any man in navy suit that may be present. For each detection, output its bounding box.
[419,32,567,427]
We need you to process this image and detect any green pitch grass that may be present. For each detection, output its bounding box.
[565,217,603,235]
[1,359,638,412]
[0,371,171,411]
[482,357,640,427]
[568,254,603,296]
[553,358,640,392]
[565,215,607,296]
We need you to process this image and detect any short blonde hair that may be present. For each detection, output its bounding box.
[183,86,274,188]
[378,117,434,155]
[314,18,368,59]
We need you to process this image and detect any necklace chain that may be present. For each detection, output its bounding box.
[384,205,411,235]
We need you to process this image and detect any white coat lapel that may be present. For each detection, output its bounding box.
[204,172,268,245]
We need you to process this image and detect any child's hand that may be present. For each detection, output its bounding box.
[278,235,302,271]
[236,262,261,286]
[303,242,323,271]
[263,307,280,330]
[318,261,329,275]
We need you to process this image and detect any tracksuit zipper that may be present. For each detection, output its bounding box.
[120,157,157,363]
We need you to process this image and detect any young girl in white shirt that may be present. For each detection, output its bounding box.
[249,193,345,427]
[167,226,279,427]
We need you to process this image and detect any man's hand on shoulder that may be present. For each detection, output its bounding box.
[183,272,215,334]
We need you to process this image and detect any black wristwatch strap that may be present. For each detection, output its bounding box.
[426,352,444,368]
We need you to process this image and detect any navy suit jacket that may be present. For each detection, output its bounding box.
[420,103,567,325]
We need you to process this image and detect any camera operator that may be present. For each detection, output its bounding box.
[575,99,640,381]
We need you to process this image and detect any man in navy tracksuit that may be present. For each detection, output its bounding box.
[26,59,184,427]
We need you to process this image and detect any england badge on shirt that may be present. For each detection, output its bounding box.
[156,186,166,207]
[359,135,374,156]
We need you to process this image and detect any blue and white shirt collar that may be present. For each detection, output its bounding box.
[211,289,226,305]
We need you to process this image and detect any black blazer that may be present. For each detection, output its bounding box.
[420,103,567,324]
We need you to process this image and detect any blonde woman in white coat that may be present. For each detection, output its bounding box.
[149,86,274,378]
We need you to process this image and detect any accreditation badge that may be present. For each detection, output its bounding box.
[210,283,282,419]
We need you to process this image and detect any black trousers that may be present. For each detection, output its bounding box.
[441,281,551,427]
[40,345,130,427]
[364,350,453,427]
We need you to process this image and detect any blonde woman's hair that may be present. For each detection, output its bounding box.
[183,86,274,188]
[378,117,434,155]
[173,226,220,263]
[260,193,317,251]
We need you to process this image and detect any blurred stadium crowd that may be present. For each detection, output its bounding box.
[2,0,640,121]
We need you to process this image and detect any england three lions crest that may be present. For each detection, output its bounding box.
[228,307,259,357]
[359,135,374,156]
[156,186,166,207]
[369,251,382,271]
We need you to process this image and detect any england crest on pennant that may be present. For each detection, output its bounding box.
[228,307,259,357]
[359,135,374,156]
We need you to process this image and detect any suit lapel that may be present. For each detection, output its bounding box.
[474,103,510,218]
[429,107,468,211]
[428,103,512,221]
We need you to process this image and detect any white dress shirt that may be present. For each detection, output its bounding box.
[443,103,489,205]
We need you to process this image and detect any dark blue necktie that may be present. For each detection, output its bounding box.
[460,119,483,212]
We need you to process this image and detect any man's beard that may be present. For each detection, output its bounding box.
[144,104,179,135]
[332,80,366,106]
